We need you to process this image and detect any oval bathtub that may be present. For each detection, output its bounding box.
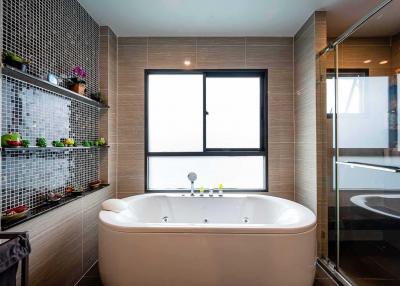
[99,193,317,286]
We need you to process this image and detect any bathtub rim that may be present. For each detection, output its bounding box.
[99,193,316,235]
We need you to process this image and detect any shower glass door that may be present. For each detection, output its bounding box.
[327,2,400,284]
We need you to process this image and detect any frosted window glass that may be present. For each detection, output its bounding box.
[206,77,261,149]
[148,156,265,190]
[148,74,203,152]
[327,76,365,114]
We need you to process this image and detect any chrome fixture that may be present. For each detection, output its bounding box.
[209,189,214,197]
[187,172,197,196]
[162,216,168,223]
[336,161,400,173]
[218,188,223,197]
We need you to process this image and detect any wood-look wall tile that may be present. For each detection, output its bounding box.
[28,214,83,286]
[148,37,196,45]
[116,37,296,200]
[117,177,145,194]
[7,199,82,240]
[100,26,109,36]
[267,192,294,200]
[268,68,293,94]
[148,45,196,68]
[196,37,245,46]
[197,45,245,68]
[117,71,145,95]
[246,45,293,69]
[118,37,147,46]
[117,192,144,199]
[246,37,293,46]
[118,45,148,70]
[83,204,103,271]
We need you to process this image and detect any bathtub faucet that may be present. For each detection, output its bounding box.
[187,172,197,196]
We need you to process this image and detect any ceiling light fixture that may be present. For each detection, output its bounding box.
[379,60,388,65]
[184,60,191,66]
[363,59,371,64]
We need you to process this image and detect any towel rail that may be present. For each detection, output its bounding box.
[336,161,400,173]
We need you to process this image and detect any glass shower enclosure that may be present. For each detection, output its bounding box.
[322,0,400,285]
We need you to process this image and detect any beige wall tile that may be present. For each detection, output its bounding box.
[28,214,83,286]
[197,45,245,68]
[246,37,293,46]
[246,45,293,69]
[197,37,245,45]
[148,44,196,69]
[116,37,295,199]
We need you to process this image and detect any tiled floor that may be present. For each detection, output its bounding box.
[335,241,400,286]
[76,262,339,286]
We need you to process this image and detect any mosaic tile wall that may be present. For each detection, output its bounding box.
[1,0,101,212]
[3,0,99,95]
[2,149,100,211]
[1,76,100,212]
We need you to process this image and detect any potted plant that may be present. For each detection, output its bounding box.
[68,66,87,95]
[89,92,104,103]
[2,51,30,72]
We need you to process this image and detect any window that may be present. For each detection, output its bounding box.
[145,70,267,192]
[326,69,369,114]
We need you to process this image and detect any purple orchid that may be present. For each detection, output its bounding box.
[72,65,87,78]
[70,66,87,84]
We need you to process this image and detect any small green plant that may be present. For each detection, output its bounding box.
[36,137,47,147]
[22,139,30,148]
[52,140,64,147]
[3,51,29,64]
[82,140,91,147]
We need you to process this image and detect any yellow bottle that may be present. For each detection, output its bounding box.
[218,184,223,196]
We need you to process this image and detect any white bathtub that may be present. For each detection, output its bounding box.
[99,193,317,286]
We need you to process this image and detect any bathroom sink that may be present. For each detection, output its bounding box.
[350,194,400,219]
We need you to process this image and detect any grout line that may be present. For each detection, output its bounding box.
[292,35,296,202]
[116,34,119,199]
[74,259,99,286]
[245,37,247,68]
[195,38,198,68]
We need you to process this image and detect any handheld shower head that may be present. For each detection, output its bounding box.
[187,172,197,183]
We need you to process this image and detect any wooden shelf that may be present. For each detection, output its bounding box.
[2,66,109,109]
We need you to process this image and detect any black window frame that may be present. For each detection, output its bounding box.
[144,69,268,192]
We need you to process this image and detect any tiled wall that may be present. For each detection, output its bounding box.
[99,26,117,194]
[1,0,101,212]
[116,37,295,199]
[332,37,393,76]
[2,0,99,95]
[11,186,113,286]
[393,33,400,72]
[294,11,328,256]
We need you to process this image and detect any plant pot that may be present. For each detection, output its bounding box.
[70,83,86,95]
[4,59,28,72]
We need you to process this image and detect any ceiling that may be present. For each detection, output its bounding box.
[78,0,384,37]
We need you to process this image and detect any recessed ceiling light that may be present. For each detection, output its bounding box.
[184,60,191,66]
[363,59,371,64]
[379,60,388,65]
